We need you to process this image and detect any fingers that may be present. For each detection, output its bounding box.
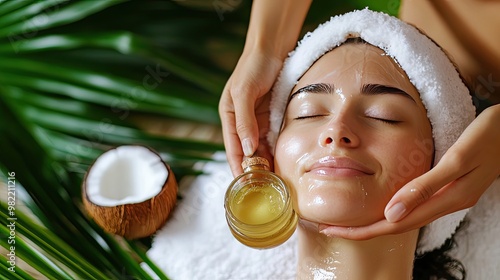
[384,150,468,222]
[318,220,398,240]
[219,50,284,176]
[221,124,245,177]
[319,189,455,240]
[233,90,258,157]
[219,86,244,176]
[323,167,496,240]
[385,106,500,222]
[219,79,264,177]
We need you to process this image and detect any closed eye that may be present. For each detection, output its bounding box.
[370,117,401,125]
[294,114,327,120]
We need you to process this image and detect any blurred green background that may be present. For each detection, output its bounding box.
[0,1,398,279]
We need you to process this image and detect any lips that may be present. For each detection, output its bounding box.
[307,156,375,177]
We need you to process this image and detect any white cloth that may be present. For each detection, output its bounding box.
[147,153,298,280]
[450,178,500,278]
[267,8,476,254]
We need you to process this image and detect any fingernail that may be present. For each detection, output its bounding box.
[319,229,333,237]
[318,225,336,237]
[385,202,406,223]
[242,138,254,157]
[318,224,328,232]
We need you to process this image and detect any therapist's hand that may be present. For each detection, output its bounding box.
[219,49,282,176]
[319,104,500,239]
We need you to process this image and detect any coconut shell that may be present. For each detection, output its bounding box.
[82,150,178,239]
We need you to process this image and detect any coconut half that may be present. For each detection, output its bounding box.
[82,145,178,239]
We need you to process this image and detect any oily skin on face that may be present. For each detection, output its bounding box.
[274,43,433,227]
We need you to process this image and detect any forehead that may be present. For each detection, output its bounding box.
[292,43,416,95]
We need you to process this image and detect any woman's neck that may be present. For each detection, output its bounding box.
[296,220,419,280]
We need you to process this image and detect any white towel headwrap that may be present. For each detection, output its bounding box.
[267,9,476,253]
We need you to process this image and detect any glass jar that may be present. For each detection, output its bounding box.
[224,156,298,249]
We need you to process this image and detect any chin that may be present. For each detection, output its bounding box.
[297,198,385,227]
[293,177,389,226]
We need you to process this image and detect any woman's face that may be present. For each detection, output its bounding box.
[274,43,433,226]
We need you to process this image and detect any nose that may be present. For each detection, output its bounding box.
[318,118,360,148]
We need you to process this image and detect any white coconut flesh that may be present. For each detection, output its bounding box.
[85,146,168,206]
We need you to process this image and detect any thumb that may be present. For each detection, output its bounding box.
[234,93,259,157]
[384,163,458,223]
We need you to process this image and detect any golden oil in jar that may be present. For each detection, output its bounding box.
[224,157,297,248]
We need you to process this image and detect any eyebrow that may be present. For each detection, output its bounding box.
[361,84,416,103]
[289,83,335,101]
[289,83,416,103]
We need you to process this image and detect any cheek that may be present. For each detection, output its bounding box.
[274,131,313,215]
[275,131,311,173]
[377,133,433,193]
